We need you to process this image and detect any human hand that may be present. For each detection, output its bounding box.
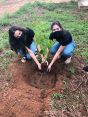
[47,64,52,72]
[38,63,41,70]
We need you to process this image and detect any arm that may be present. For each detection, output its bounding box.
[25,46,41,70]
[48,45,65,72]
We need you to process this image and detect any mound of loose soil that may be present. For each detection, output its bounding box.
[0,55,88,117]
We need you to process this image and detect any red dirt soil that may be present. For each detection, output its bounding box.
[0,55,88,117]
[0,0,29,17]
[0,0,70,17]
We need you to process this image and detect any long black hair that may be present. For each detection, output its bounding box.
[9,26,34,55]
[9,26,26,53]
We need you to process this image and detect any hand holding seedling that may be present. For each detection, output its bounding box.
[47,64,52,72]
[26,46,41,70]
[37,45,49,72]
[38,63,41,70]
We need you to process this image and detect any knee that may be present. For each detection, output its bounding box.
[30,41,37,52]
[63,51,72,57]
[50,48,56,55]
[26,53,31,59]
[30,46,37,53]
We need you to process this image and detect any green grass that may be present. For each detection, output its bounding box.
[0,0,6,3]
[51,93,64,100]
[0,14,10,25]
[0,1,88,70]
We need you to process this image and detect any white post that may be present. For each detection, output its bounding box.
[78,0,88,9]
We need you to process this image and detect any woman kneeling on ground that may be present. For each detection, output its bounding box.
[9,26,41,70]
[47,21,76,72]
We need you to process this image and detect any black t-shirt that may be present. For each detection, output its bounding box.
[49,30,72,46]
[23,28,34,47]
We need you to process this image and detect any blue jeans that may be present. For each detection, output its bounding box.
[50,41,76,58]
[18,41,37,59]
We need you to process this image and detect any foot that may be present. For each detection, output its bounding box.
[21,57,26,63]
[65,57,71,64]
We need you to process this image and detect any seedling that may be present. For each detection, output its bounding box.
[37,45,49,72]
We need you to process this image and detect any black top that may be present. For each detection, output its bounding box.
[49,30,72,46]
[9,27,34,55]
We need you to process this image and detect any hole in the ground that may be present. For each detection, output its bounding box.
[24,63,57,89]
[41,62,48,72]
[29,71,57,89]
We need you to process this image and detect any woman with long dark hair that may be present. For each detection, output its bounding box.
[9,26,41,70]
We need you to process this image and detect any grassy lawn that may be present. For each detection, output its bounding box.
[0,1,88,68]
